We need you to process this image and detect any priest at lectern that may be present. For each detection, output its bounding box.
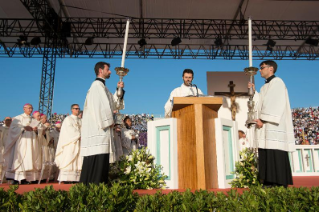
[164,69,204,117]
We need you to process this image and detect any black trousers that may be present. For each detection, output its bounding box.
[258,148,293,187]
[79,154,110,185]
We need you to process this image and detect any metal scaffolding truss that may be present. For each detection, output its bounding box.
[1,18,319,40]
[17,0,59,117]
[1,0,319,117]
[1,43,319,60]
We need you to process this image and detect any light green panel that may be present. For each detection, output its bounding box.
[223,126,235,180]
[156,125,171,180]
[296,149,303,173]
[315,150,319,172]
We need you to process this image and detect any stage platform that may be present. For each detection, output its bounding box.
[0,176,318,195]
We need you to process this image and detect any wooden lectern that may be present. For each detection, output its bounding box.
[172,97,223,190]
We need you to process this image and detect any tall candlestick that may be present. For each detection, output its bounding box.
[121,18,130,68]
[248,17,252,67]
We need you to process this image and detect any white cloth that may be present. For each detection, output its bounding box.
[239,138,250,152]
[3,113,41,181]
[50,128,60,149]
[38,123,51,147]
[121,128,139,156]
[55,115,82,182]
[164,83,204,117]
[0,125,9,163]
[254,77,295,152]
[81,80,123,157]
[112,129,123,162]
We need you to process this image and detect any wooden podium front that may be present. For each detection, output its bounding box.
[172,97,222,190]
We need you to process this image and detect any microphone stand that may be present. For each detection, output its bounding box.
[189,83,199,97]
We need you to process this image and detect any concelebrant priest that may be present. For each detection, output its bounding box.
[55,104,82,183]
[3,104,41,183]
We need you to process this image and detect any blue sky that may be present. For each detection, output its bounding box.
[0,57,319,120]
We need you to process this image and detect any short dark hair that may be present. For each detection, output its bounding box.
[123,116,131,123]
[259,60,277,73]
[182,69,194,77]
[94,62,110,76]
[71,104,79,110]
[238,130,245,134]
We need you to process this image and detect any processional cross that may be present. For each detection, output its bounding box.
[215,81,249,121]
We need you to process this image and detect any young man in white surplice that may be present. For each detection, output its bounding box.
[121,116,139,156]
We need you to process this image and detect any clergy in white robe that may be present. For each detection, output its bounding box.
[3,104,41,182]
[252,60,295,187]
[164,69,204,117]
[80,62,124,185]
[0,117,12,177]
[55,104,82,182]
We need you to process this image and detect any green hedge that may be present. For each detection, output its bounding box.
[1,184,319,211]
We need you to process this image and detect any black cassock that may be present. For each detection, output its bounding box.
[258,148,293,187]
[79,154,109,185]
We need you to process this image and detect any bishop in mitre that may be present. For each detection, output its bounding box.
[4,104,41,182]
[55,104,82,183]
[164,69,204,117]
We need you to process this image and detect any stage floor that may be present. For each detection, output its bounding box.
[1,176,318,195]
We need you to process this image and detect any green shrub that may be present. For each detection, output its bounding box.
[230,148,260,188]
[110,147,167,189]
[0,184,318,211]
[0,185,22,212]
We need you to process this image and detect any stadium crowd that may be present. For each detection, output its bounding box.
[292,107,319,145]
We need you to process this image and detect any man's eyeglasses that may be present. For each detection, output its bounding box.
[260,66,269,70]
[73,108,80,110]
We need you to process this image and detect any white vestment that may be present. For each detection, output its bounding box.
[254,77,295,152]
[50,128,60,149]
[111,129,124,162]
[164,83,204,117]
[81,80,123,158]
[0,125,10,176]
[55,115,82,182]
[121,128,139,156]
[3,114,41,181]
[0,125,9,162]
[238,138,250,152]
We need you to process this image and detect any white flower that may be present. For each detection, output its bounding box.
[128,155,133,162]
[124,166,131,175]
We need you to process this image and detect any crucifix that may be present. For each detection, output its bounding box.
[215,81,249,121]
[305,154,310,167]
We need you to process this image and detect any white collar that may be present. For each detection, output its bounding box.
[23,113,31,117]
[181,83,191,88]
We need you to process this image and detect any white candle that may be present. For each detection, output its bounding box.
[248,17,252,67]
[121,18,130,68]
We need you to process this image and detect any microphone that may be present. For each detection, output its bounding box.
[188,82,199,97]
